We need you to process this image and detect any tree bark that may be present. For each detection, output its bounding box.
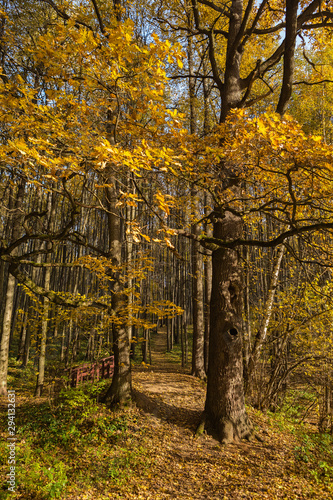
[204,193,212,374]
[244,244,285,394]
[35,265,51,397]
[191,222,205,378]
[204,210,252,443]
[0,180,25,396]
[102,180,132,406]
[276,0,299,116]
[200,0,253,442]
[35,190,56,397]
[0,273,17,396]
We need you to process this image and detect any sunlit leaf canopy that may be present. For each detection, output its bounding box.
[2,0,333,277]
[0,6,185,183]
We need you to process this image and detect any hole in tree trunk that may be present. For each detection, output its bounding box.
[229,328,238,336]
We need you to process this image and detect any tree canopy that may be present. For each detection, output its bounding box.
[1,0,333,445]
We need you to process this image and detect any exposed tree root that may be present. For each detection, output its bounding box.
[195,411,255,444]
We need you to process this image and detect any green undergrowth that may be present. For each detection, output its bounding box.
[265,393,333,493]
[164,329,193,366]
[6,358,37,395]
[0,381,151,500]
[2,350,333,499]
[129,327,193,368]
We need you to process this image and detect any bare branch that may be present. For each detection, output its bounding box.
[9,263,112,311]
[293,79,333,86]
[90,0,106,34]
[39,0,94,31]
[199,222,333,249]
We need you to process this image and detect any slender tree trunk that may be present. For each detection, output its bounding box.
[204,194,212,374]
[187,16,205,378]
[35,265,51,397]
[22,324,31,368]
[126,191,135,359]
[102,179,131,405]
[65,319,74,368]
[35,190,56,397]
[142,329,148,363]
[170,317,174,351]
[86,328,93,360]
[185,323,189,365]
[244,244,285,394]
[148,329,152,366]
[16,298,27,363]
[0,180,25,396]
[191,223,205,378]
[60,323,66,362]
[72,324,79,361]
[166,318,170,352]
[181,320,185,367]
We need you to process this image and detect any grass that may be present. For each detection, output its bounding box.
[164,328,193,366]
[1,365,152,499]
[266,393,333,492]
[2,342,333,499]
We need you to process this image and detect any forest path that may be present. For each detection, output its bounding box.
[128,328,332,499]
[145,326,189,372]
[132,327,205,429]
[3,329,331,499]
[147,326,174,368]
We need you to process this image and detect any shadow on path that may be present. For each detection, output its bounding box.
[132,388,202,432]
[132,327,205,434]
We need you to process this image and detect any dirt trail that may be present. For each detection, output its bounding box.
[132,328,204,429]
[148,327,172,368]
[130,329,332,499]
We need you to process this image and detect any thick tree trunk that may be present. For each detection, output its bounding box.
[104,309,131,405]
[204,211,252,443]
[200,0,252,442]
[187,0,312,443]
[107,285,132,404]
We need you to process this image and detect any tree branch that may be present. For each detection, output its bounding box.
[9,263,112,310]
[90,0,106,34]
[198,222,333,249]
[40,0,95,31]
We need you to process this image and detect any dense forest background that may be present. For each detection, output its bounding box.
[1,0,333,497]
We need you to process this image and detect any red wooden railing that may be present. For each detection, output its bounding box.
[65,356,114,388]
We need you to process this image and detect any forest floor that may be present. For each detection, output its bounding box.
[1,329,333,499]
